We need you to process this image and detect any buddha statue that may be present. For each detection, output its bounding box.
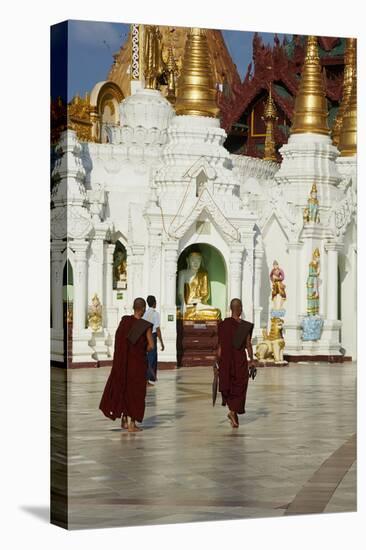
[177,251,221,321]
[113,249,127,289]
[88,293,103,332]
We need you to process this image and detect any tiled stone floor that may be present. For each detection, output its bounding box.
[53,362,356,529]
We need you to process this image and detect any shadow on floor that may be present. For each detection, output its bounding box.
[20,505,50,523]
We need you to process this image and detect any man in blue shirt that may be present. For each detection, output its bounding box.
[143,295,165,385]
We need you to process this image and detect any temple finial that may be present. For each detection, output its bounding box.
[338,70,357,156]
[175,27,219,118]
[262,83,278,161]
[291,36,329,135]
[166,43,178,105]
[332,38,356,146]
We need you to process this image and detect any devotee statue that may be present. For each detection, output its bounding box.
[303,183,320,224]
[177,251,221,320]
[270,260,286,310]
[306,248,320,315]
[88,293,103,332]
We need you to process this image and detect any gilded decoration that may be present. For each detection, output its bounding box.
[143,25,163,89]
[175,27,219,118]
[87,293,103,332]
[291,36,330,135]
[255,317,287,364]
[262,84,278,161]
[332,38,356,147]
[338,70,357,157]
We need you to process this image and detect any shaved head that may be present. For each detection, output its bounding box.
[230,298,242,310]
[133,297,146,313]
[230,298,243,317]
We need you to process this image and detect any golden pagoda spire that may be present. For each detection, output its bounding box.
[166,43,178,105]
[175,27,219,118]
[338,70,357,156]
[332,38,357,147]
[291,36,329,135]
[262,84,278,161]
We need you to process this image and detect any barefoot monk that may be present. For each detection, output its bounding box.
[217,299,255,428]
[99,297,154,432]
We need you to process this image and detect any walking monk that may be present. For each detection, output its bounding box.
[99,297,154,432]
[217,298,255,428]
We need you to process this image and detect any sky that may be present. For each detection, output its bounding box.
[52,20,288,101]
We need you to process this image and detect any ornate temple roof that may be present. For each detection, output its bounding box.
[219,34,347,133]
[51,27,352,156]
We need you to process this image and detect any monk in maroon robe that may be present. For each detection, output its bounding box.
[217,298,255,428]
[99,297,154,432]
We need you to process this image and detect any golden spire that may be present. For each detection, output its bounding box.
[338,71,357,156]
[166,43,178,105]
[262,84,278,161]
[332,38,357,147]
[291,36,329,135]
[175,27,219,118]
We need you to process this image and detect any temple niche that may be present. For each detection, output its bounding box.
[113,242,127,290]
[176,245,226,320]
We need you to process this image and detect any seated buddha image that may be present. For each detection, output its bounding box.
[177,251,221,321]
[113,249,127,289]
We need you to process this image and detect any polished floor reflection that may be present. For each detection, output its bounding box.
[62,362,356,529]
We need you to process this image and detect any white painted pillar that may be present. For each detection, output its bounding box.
[72,241,89,334]
[148,229,163,306]
[325,242,342,321]
[285,241,303,353]
[242,241,254,323]
[50,244,64,330]
[103,243,119,331]
[161,240,179,363]
[129,245,145,303]
[253,246,264,335]
[164,241,179,308]
[104,243,115,308]
[229,244,244,303]
[286,242,302,321]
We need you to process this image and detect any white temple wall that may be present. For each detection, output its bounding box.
[87,238,104,307]
[339,221,357,359]
[276,134,341,207]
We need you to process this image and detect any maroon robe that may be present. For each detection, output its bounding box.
[218,317,254,414]
[99,316,152,422]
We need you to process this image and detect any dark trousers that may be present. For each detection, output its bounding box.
[147,333,158,381]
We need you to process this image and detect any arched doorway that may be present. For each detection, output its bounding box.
[176,243,227,367]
